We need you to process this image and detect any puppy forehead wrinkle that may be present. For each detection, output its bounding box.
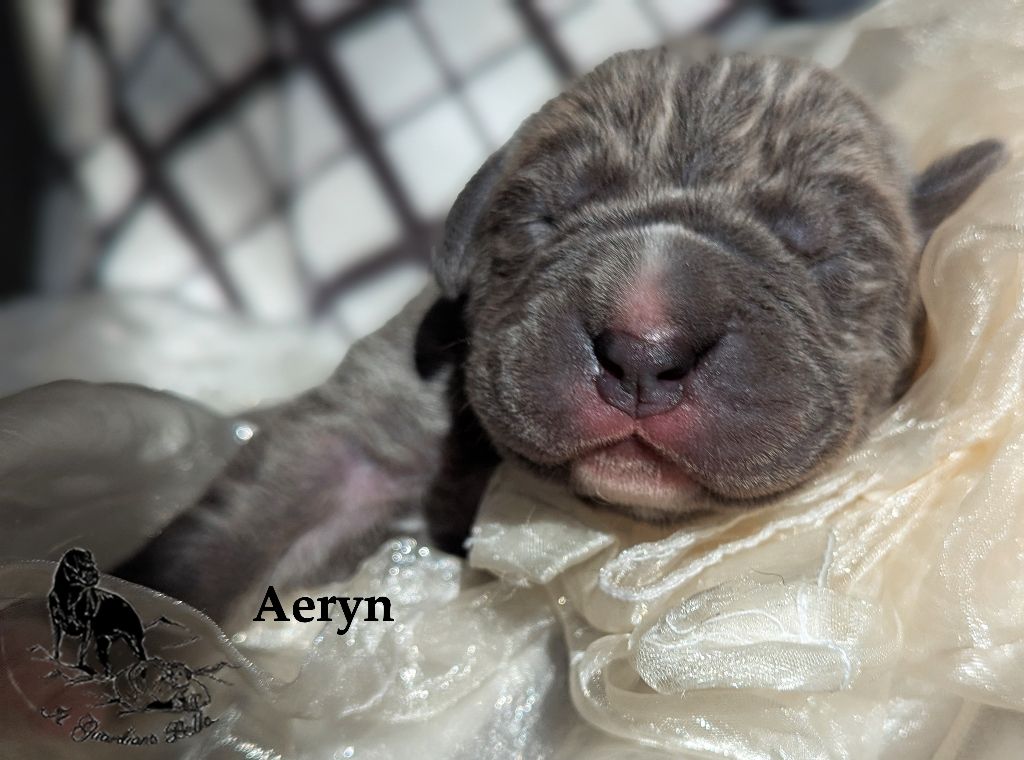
[514,52,905,205]
[639,222,719,269]
[650,63,681,153]
[759,57,781,96]
[779,65,814,108]
[711,55,733,90]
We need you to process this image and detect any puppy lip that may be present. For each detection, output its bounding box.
[570,436,701,512]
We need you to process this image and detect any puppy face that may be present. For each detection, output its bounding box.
[433,50,1004,521]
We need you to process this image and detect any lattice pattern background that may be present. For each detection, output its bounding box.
[19,0,766,343]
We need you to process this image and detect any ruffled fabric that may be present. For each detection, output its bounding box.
[3,0,1024,756]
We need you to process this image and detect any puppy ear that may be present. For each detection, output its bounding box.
[414,296,467,379]
[433,148,506,299]
[912,139,1008,240]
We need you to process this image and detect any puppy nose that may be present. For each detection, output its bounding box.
[593,330,694,418]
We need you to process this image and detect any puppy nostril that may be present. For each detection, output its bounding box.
[600,356,625,380]
[592,329,701,418]
[655,337,719,382]
[593,333,625,379]
[656,365,689,382]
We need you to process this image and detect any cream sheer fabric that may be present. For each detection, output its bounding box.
[3,0,1024,756]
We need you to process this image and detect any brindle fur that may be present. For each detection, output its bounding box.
[116,50,1005,621]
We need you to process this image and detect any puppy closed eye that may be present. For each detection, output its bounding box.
[756,204,859,287]
[526,204,559,237]
[522,163,623,240]
[770,214,826,257]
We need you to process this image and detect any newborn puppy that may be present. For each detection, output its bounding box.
[116,50,1005,621]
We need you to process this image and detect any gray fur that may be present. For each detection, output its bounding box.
[116,50,1005,620]
[440,49,1003,509]
[116,287,450,619]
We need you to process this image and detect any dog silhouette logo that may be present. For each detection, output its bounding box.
[29,547,236,745]
[48,548,147,674]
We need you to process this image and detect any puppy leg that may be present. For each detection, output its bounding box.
[114,286,453,622]
[423,362,500,555]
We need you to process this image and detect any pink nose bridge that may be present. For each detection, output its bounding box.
[591,266,700,419]
[614,271,672,338]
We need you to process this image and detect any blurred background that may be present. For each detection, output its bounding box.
[0,0,868,410]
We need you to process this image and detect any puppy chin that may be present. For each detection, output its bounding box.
[570,438,702,521]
